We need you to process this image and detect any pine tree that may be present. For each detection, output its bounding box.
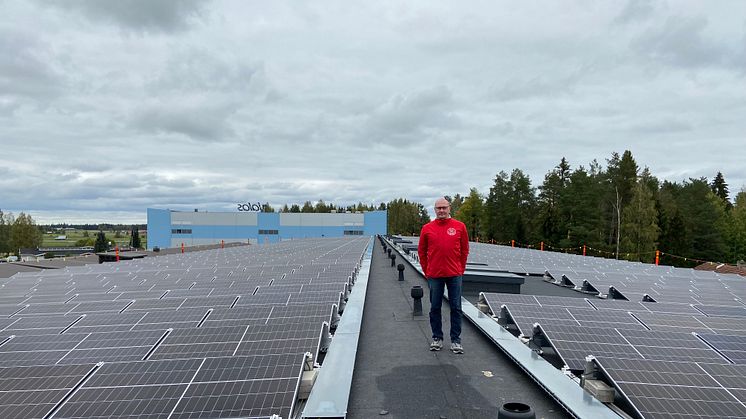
[677,178,727,262]
[621,182,660,261]
[0,210,10,255]
[454,188,484,239]
[711,172,732,210]
[130,226,142,249]
[94,231,109,253]
[726,191,746,263]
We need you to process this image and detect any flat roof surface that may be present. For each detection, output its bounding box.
[347,243,569,418]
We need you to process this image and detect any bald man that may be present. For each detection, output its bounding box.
[417,197,469,354]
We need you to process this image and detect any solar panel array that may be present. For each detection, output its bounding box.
[0,237,369,419]
[465,242,746,419]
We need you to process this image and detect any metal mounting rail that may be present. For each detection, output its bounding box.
[302,237,373,419]
[383,236,620,419]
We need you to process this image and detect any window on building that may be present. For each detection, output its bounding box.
[171,229,192,234]
[344,230,363,236]
[258,229,279,235]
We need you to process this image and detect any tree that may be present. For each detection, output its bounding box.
[130,226,142,249]
[676,178,727,262]
[725,190,746,263]
[301,201,314,212]
[94,231,109,253]
[711,172,732,210]
[10,212,42,253]
[445,194,464,217]
[621,182,659,261]
[262,203,275,213]
[314,200,329,213]
[604,151,639,250]
[289,204,301,213]
[75,238,95,247]
[454,188,484,240]
[0,210,11,255]
[387,198,430,235]
[535,168,564,245]
[281,204,290,213]
[483,169,535,244]
[560,166,605,248]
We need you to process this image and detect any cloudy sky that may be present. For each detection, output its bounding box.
[2,1,745,224]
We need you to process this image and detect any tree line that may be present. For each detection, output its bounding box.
[0,211,145,256]
[448,150,745,267]
[0,211,42,256]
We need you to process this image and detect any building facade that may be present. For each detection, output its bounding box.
[147,208,387,249]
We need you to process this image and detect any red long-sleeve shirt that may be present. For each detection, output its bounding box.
[417,217,469,278]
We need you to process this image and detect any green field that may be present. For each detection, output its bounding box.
[42,229,146,248]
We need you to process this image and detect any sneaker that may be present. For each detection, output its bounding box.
[429,339,443,351]
[451,342,464,354]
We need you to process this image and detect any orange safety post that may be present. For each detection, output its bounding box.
[115,246,119,262]
[655,250,660,265]
[181,243,184,253]
[511,239,515,248]
[540,241,544,251]
[221,240,224,249]
[583,245,586,256]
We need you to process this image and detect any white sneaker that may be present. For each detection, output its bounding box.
[430,339,443,351]
[451,342,464,354]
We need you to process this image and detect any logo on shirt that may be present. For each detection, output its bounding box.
[447,227,457,236]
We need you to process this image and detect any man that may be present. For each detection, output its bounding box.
[417,197,469,354]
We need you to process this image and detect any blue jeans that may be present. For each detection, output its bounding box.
[428,276,462,344]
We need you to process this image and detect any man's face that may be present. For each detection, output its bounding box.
[434,199,450,220]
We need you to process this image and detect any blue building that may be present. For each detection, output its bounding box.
[147,208,387,249]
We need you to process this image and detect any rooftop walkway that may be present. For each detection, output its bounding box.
[347,243,570,419]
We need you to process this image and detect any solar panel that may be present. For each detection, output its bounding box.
[596,357,746,419]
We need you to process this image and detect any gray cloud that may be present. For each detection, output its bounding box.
[363,85,460,144]
[131,100,237,141]
[0,29,64,102]
[2,1,745,223]
[631,16,729,68]
[614,0,656,25]
[49,0,208,33]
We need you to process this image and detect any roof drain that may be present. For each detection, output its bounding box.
[197,310,213,328]
[44,362,103,419]
[142,328,172,361]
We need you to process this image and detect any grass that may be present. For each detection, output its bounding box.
[41,229,145,248]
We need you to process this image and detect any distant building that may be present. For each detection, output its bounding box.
[147,208,387,250]
[55,235,67,240]
[19,249,45,262]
